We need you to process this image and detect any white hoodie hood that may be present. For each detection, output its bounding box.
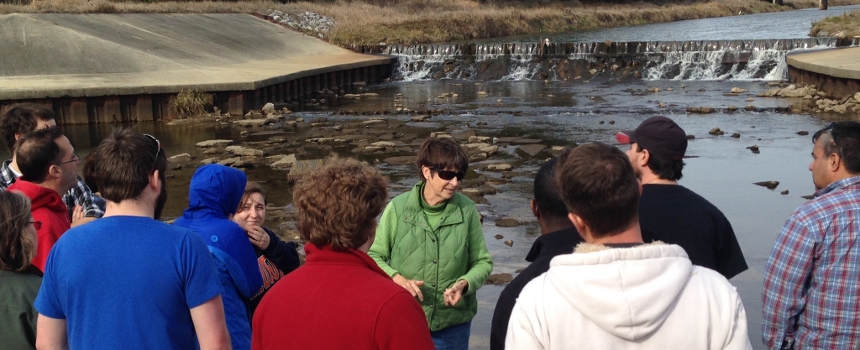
[546,242,691,341]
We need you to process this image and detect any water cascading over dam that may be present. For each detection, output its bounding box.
[357,37,858,82]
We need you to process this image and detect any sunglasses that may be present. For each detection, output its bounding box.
[143,134,162,167]
[29,221,42,230]
[433,168,465,181]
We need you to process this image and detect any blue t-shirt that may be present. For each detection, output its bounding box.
[35,216,223,350]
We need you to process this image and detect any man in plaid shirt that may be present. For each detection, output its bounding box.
[762,121,860,350]
[0,103,104,225]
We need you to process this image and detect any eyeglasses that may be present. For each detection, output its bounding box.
[58,153,80,165]
[143,134,162,167]
[28,221,42,230]
[433,168,465,181]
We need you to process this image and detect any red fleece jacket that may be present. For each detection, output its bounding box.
[7,180,70,271]
[252,244,435,350]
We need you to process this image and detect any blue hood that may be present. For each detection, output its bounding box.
[184,164,247,219]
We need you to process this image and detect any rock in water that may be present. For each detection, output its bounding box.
[754,181,780,190]
[504,240,514,247]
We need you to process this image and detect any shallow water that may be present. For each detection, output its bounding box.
[12,78,835,350]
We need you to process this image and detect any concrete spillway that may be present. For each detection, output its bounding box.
[0,13,394,124]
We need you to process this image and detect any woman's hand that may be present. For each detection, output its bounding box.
[443,280,468,306]
[247,225,270,250]
[393,274,425,301]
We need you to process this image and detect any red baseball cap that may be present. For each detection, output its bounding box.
[616,116,687,160]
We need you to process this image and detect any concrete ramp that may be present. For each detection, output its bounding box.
[0,13,392,101]
[786,47,860,98]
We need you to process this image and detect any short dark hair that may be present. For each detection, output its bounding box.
[1,103,56,151]
[237,181,267,213]
[416,137,469,182]
[534,157,567,218]
[636,143,685,181]
[83,129,167,203]
[813,121,860,174]
[16,127,64,184]
[555,143,640,238]
[293,158,388,252]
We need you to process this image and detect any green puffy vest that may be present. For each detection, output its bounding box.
[369,182,494,331]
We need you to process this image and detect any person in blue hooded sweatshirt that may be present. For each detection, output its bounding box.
[174,164,263,350]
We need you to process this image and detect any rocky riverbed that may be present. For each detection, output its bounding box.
[138,77,855,350]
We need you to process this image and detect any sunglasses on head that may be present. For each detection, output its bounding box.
[143,133,162,166]
[433,168,465,181]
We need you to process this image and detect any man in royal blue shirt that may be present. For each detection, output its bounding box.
[34,130,230,350]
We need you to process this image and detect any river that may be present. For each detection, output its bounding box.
[15,5,860,349]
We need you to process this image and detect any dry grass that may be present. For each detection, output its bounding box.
[810,9,860,37]
[1,0,859,45]
[169,89,213,119]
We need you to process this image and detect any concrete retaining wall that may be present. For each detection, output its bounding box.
[0,13,393,124]
[786,46,860,98]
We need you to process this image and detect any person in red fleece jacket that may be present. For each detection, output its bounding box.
[252,158,435,350]
[7,127,77,271]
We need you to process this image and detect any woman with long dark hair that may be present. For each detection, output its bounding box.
[0,191,40,350]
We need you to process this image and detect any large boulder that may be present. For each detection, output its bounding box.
[234,119,268,127]
[270,154,297,170]
[517,144,547,158]
[225,146,265,157]
[196,139,233,148]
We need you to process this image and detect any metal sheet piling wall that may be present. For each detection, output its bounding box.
[0,62,393,125]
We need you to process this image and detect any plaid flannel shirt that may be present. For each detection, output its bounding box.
[762,175,860,350]
[0,159,104,220]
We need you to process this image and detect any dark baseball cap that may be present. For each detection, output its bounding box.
[616,116,688,160]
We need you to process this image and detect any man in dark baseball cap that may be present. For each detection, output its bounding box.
[616,116,688,162]
[617,116,747,279]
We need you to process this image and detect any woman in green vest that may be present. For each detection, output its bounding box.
[0,191,40,350]
[370,137,494,350]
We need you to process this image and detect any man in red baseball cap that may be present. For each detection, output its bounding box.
[616,116,747,279]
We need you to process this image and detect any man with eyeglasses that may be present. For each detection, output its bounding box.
[762,121,860,350]
[0,103,104,226]
[34,129,229,350]
[6,127,77,272]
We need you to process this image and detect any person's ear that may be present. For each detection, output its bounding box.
[14,133,22,142]
[530,198,540,218]
[422,166,432,180]
[149,170,161,192]
[828,152,842,172]
[48,164,62,179]
[568,213,590,241]
[640,148,651,168]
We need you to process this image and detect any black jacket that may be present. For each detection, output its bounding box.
[249,227,301,315]
[489,227,582,350]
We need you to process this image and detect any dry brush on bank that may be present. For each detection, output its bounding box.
[810,9,860,38]
[1,0,859,45]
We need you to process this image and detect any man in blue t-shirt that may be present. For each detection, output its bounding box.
[34,130,230,350]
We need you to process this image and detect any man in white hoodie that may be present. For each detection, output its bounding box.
[505,142,752,350]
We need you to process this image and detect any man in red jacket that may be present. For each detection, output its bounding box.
[7,127,77,271]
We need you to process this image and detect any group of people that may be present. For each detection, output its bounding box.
[0,101,858,350]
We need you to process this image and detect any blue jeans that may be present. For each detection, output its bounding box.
[431,321,471,350]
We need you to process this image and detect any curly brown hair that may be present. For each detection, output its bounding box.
[0,191,35,272]
[293,158,388,252]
